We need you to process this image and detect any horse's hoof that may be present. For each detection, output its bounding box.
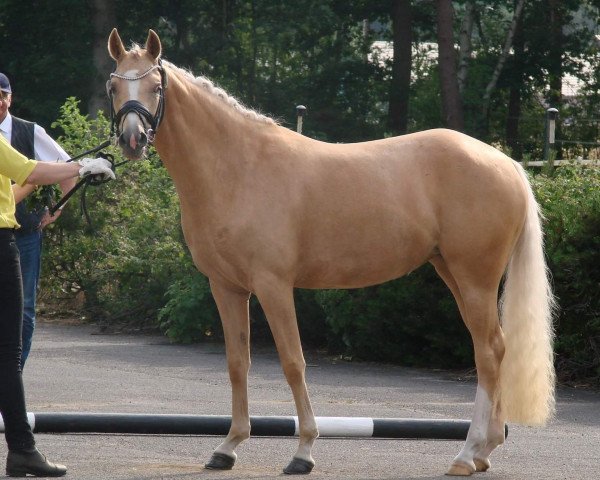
[446,462,474,476]
[474,457,491,472]
[283,457,315,475]
[205,452,236,470]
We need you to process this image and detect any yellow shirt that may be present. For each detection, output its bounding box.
[0,134,37,228]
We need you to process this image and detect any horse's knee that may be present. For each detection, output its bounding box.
[281,358,306,385]
[227,357,250,384]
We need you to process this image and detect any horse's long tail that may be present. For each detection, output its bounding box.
[498,162,556,425]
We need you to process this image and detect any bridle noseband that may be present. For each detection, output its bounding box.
[107,59,168,143]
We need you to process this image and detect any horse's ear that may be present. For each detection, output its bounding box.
[145,29,162,60]
[108,28,126,61]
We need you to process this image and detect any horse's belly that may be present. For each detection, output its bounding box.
[295,261,421,289]
[294,226,436,289]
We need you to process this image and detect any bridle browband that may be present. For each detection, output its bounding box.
[107,59,168,143]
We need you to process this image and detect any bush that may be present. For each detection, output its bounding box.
[315,265,472,367]
[532,165,600,385]
[158,272,220,343]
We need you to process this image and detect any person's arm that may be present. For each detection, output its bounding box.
[59,176,78,196]
[33,124,77,194]
[32,125,81,218]
[33,124,70,162]
[25,161,80,185]
[1,136,114,185]
[12,183,36,203]
[39,176,79,228]
[26,158,115,185]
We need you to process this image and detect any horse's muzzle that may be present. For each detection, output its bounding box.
[118,124,149,160]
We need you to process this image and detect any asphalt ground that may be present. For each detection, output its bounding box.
[1,322,598,479]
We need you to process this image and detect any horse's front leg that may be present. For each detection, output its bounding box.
[205,279,251,471]
[255,277,318,475]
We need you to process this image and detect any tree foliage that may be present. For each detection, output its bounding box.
[1,1,598,149]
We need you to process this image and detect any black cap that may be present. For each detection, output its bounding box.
[0,73,12,94]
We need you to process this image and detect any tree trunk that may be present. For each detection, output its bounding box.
[389,0,412,135]
[547,0,563,158]
[506,1,525,160]
[249,0,257,103]
[457,1,475,95]
[481,0,525,125]
[547,0,563,108]
[435,0,464,131]
[88,0,116,117]
[506,86,522,159]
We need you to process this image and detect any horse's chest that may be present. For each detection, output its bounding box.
[181,217,252,286]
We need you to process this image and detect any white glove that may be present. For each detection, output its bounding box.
[78,157,116,180]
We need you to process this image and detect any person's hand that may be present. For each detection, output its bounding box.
[39,208,62,230]
[78,157,116,181]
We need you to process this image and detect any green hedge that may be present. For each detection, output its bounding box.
[532,165,600,384]
[41,100,599,385]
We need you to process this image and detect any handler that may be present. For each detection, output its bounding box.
[0,72,77,368]
[0,134,113,477]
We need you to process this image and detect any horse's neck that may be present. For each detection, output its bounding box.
[153,74,271,214]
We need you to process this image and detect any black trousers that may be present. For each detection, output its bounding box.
[0,229,35,451]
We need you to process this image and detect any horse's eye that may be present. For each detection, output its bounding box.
[154,84,162,94]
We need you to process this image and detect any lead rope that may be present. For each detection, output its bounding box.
[49,150,128,231]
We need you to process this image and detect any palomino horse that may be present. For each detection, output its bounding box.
[107,29,555,476]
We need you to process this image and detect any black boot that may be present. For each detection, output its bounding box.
[6,448,67,477]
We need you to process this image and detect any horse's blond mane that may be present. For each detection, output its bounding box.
[163,60,276,125]
[126,44,275,125]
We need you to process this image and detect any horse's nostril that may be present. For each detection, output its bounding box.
[139,131,148,146]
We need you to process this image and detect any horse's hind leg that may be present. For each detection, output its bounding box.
[205,280,251,470]
[430,257,506,476]
[254,277,318,475]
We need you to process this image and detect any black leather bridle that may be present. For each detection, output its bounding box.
[49,61,168,225]
[107,59,168,143]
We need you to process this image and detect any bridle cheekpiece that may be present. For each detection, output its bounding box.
[107,59,168,144]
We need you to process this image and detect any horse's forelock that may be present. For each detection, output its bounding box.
[129,44,152,60]
[117,44,159,69]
